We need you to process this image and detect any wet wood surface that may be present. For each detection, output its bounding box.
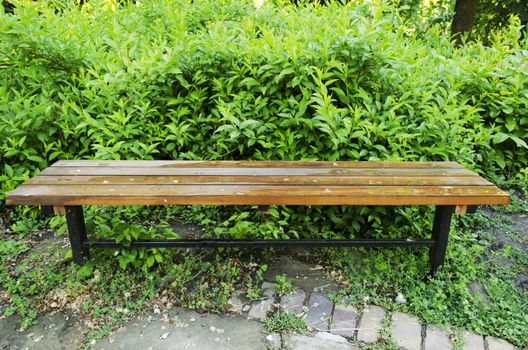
[5,160,510,206]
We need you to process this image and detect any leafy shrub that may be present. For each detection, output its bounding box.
[89,206,178,271]
[1,0,526,187]
[0,1,526,242]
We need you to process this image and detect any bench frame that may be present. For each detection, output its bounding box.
[11,160,505,276]
[59,204,457,274]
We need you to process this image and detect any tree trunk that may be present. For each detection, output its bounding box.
[451,0,479,45]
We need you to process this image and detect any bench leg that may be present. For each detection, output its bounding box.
[429,205,455,275]
[65,206,89,265]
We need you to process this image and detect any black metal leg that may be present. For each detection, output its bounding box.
[429,205,455,274]
[65,206,89,265]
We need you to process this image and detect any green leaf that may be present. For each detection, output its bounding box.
[509,135,528,149]
[77,263,94,280]
[145,255,155,268]
[492,132,509,144]
[505,116,516,132]
[4,164,13,177]
[64,250,73,260]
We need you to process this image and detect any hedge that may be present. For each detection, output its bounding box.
[0,0,527,222]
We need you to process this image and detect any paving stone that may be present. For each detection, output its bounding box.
[94,307,267,350]
[357,305,385,343]
[486,336,516,350]
[280,290,306,315]
[314,332,350,343]
[390,312,422,350]
[468,281,491,305]
[283,332,360,350]
[227,291,247,314]
[3,312,88,350]
[425,325,452,350]
[0,313,20,349]
[462,331,485,350]
[264,256,339,293]
[265,332,281,348]
[330,304,359,338]
[248,298,274,321]
[262,282,275,298]
[305,292,333,331]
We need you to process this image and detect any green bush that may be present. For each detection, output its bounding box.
[0,0,526,238]
[0,0,526,181]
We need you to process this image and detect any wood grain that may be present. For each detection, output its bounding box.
[52,160,467,169]
[25,175,493,186]
[6,184,509,206]
[40,166,477,177]
[5,160,509,207]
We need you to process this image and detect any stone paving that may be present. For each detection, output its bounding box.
[0,256,520,349]
[356,305,385,344]
[280,290,306,315]
[305,292,333,331]
[329,304,358,338]
[391,312,422,350]
[0,312,89,350]
[2,281,521,350]
[93,308,268,350]
[223,280,520,350]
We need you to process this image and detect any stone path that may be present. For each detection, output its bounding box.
[0,312,89,350]
[223,282,519,350]
[4,300,519,350]
[93,308,268,350]
[0,256,520,349]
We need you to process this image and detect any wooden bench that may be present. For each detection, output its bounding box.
[5,160,509,274]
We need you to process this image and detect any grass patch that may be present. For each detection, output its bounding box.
[264,311,307,334]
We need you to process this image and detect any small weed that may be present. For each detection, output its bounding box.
[0,240,61,328]
[264,311,306,334]
[0,240,29,258]
[246,264,268,300]
[8,207,48,237]
[362,313,399,350]
[274,275,294,297]
[245,277,262,300]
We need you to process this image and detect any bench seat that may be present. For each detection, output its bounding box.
[5,160,510,274]
[6,160,508,206]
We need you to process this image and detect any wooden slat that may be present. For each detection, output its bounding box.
[5,184,510,206]
[40,166,477,177]
[6,161,509,207]
[52,160,466,169]
[25,175,494,187]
